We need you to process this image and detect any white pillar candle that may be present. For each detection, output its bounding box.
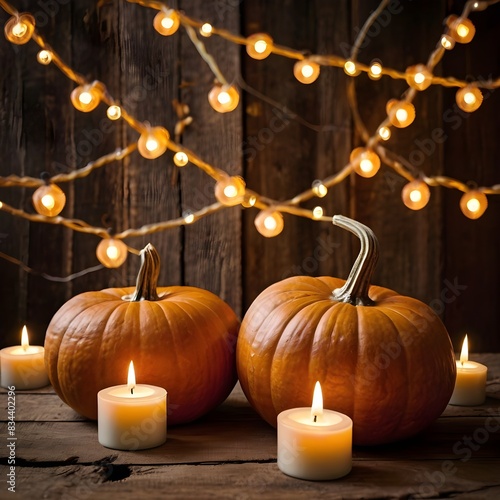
[449,335,487,406]
[277,382,352,480]
[0,326,49,390]
[98,361,167,450]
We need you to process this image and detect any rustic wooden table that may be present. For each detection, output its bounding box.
[1,354,499,499]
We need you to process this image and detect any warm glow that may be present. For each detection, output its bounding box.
[456,24,469,38]
[41,194,55,210]
[32,184,66,217]
[107,105,121,120]
[440,34,455,49]
[12,22,27,37]
[71,83,103,112]
[200,23,213,37]
[106,245,119,260]
[369,61,382,80]
[396,108,408,122]
[312,180,328,198]
[301,65,314,78]
[401,180,430,210]
[460,335,469,365]
[311,381,324,422]
[96,238,128,268]
[137,127,170,159]
[208,84,240,113]
[448,16,475,43]
[246,33,273,59]
[414,73,425,84]
[183,211,195,224]
[37,50,52,65]
[344,60,358,76]
[312,206,323,219]
[5,14,35,45]
[127,361,136,392]
[215,176,246,206]
[293,60,320,84]
[464,92,476,105]
[254,210,284,237]
[173,151,189,167]
[378,126,391,141]
[350,148,381,178]
[21,325,29,351]
[456,86,483,112]
[409,190,422,203]
[387,100,415,128]
[78,91,92,105]
[460,190,488,219]
[153,10,180,36]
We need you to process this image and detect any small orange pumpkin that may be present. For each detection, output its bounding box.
[45,244,240,424]
[237,216,456,445]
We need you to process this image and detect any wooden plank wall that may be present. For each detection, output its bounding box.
[0,0,499,350]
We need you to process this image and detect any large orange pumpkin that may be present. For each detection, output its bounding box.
[237,216,456,445]
[45,244,240,424]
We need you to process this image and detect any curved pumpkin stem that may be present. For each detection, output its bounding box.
[331,215,379,306]
[127,243,161,302]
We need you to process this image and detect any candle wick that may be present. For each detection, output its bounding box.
[131,387,134,395]
[313,415,317,423]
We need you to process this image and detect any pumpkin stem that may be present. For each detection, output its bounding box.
[128,243,161,302]
[331,215,378,306]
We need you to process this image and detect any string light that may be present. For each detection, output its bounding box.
[350,148,381,178]
[183,210,195,224]
[173,151,189,167]
[368,60,383,80]
[406,64,432,91]
[71,82,103,113]
[447,16,475,44]
[153,9,180,36]
[456,86,483,112]
[386,99,416,128]
[242,193,257,208]
[208,83,240,113]
[32,183,66,217]
[254,209,284,237]
[312,206,323,219]
[200,23,213,37]
[460,190,488,219]
[246,33,273,60]
[378,126,391,141]
[401,180,431,210]
[343,60,360,76]
[293,60,320,84]
[37,49,52,65]
[214,175,246,206]
[312,180,328,198]
[137,126,169,159]
[106,105,122,120]
[96,239,128,268]
[4,14,35,44]
[440,34,455,50]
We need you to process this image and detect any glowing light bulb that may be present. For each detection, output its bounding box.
[350,148,381,178]
[344,60,359,76]
[96,238,128,268]
[183,210,195,224]
[401,180,430,210]
[107,105,121,120]
[173,151,189,167]
[214,176,246,206]
[137,127,170,159]
[312,206,323,219]
[406,64,432,91]
[456,86,483,112]
[448,16,475,44]
[200,23,213,37]
[312,180,328,198]
[153,9,180,36]
[242,193,257,208]
[368,61,383,80]
[293,60,320,84]
[208,83,240,113]
[386,100,415,128]
[37,49,52,65]
[378,126,391,141]
[70,82,103,112]
[440,34,455,50]
[254,210,284,237]
[32,183,66,217]
[460,190,488,219]
[5,14,35,44]
[246,33,273,60]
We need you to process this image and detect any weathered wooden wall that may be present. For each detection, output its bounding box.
[0,0,499,351]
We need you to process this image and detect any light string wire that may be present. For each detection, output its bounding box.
[0,0,499,274]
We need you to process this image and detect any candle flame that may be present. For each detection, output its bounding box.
[311,381,324,422]
[21,325,29,352]
[127,361,136,394]
[460,335,469,365]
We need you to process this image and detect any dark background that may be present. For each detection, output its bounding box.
[0,0,499,351]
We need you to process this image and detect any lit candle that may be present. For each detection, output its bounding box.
[98,361,167,450]
[277,382,353,480]
[0,326,49,390]
[449,335,487,406]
